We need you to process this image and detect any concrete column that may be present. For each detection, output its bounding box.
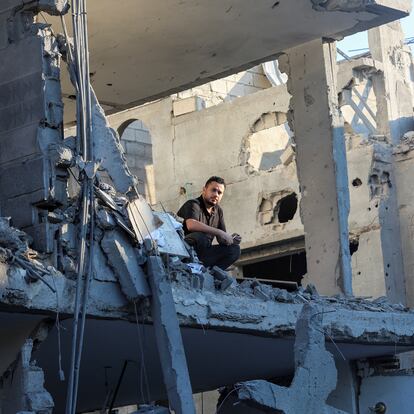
[147,256,196,414]
[368,21,414,144]
[282,39,352,296]
[327,359,358,414]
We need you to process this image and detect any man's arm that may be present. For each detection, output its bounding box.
[185,219,233,245]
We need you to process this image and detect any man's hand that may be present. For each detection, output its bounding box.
[217,230,234,246]
[232,233,242,245]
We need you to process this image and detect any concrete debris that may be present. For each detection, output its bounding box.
[210,266,235,291]
[228,304,348,414]
[101,229,150,301]
[1,339,54,414]
[48,143,74,168]
[393,131,414,154]
[96,207,117,230]
[151,212,190,258]
[35,0,70,15]
[173,267,410,314]
[127,196,162,244]
[59,31,135,195]
[95,184,136,240]
[0,218,29,254]
[91,90,137,194]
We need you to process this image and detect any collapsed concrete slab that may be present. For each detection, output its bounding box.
[101,229,150,300]
[220,304,347,413]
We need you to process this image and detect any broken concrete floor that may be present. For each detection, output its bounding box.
[0,248,413,412]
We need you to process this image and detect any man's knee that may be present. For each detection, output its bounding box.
[220,243,240,264]
[185,232,211,250]
[229,244,241,262]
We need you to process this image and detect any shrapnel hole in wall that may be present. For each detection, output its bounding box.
[352,178,362,187]
[277,193,298,223]
[258,191,298,225]
[350,238,359,255]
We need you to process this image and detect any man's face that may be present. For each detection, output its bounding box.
[202,181,225,207]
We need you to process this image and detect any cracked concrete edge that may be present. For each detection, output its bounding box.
[311,0,411,14]
[224,304,350,413]
[310,0,411,40]
[147,256,196,414]
[173,286,414,344]
[0,261,414,345]
[0,324,55,413]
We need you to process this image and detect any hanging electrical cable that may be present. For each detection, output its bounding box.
[64,1,95,413]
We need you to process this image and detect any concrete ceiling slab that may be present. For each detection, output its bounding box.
[34,318,414,413]
[46,0,411,122]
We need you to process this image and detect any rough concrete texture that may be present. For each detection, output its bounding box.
[368,22,414,144]
[0,3,67,253]
[172,65,271,109]
[107,86,300,254]
[101,229,150,300]
[327,359,358,414]
[91,90,137,194]
[282,39,352,296]
[1,339,53,414]
[225,304,348,414]
[119,120,156,202]
[147,256,196,414]
[41,0,410,122]
[106,34,414,302]
[394,132,414,307]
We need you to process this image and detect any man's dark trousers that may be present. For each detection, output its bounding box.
[185,232,240,270]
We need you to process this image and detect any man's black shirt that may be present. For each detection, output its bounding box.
[177,195,226,242]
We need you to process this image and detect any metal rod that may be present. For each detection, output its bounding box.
[108,360,129,413]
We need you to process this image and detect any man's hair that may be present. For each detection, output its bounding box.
[205,176,226,188]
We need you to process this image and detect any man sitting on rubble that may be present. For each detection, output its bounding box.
[177,176,241,270]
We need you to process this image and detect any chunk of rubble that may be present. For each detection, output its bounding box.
[0,218,29,254]
[393,131,414,154]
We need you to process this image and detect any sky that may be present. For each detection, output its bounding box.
[337,2,414,57]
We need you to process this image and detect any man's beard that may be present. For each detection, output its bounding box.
[203,197,216,207]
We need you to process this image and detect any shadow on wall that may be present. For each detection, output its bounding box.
[118,119,155,203]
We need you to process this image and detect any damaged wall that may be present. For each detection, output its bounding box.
[105,31,414,302]
[394,133,414,307]
[108,85,304,254]
[0,1,69,253]
[172,64,272,109]
[1,339,54,414]
[119,119,156,203]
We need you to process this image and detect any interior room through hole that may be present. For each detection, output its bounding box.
[242,251,307,285]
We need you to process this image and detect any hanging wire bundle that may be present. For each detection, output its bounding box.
[63,1,95,413]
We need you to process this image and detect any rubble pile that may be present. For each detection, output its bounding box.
[168,256,411,314]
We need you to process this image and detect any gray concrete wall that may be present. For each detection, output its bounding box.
[0,3,67,252]
[119,120,155,203]
[107,80,412,301]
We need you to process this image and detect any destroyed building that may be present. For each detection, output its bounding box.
[1,1,414,413]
